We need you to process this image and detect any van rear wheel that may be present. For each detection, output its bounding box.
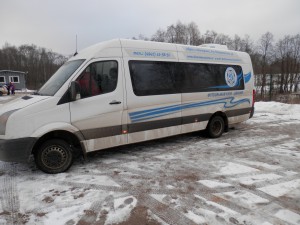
[35,139,73,174]
[207,116,225,138]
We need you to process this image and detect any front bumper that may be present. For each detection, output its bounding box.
[0,137,37,163]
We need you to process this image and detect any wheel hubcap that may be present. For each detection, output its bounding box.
[212,121,222,135]
[42,145,67,169]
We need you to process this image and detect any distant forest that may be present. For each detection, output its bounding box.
[0,44,67,90]
[1,21,299,100]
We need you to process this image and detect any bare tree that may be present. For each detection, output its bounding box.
[214,33,232,46]
[151,29,167,42]
[164,21,189,44]
[291,34,300,92]
[231,34,243,51]
[186,22,201,45]
[257,32,274,98]
[202,30,218,44]
[152,21,201,46]
[242,35,254,54]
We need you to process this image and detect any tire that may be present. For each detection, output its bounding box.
[35,139,73,174]
[0,91,3,96]
[207,116,225,138]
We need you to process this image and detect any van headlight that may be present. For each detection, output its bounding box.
[0,109,19,135]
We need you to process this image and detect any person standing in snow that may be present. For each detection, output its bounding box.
[9,82,15,95]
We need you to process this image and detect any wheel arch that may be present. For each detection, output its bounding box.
[208,111,229,132]
[32,130,86,157]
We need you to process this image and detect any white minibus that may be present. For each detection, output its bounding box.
[0,39,255,173]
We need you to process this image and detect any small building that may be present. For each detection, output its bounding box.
[0,70,27,90]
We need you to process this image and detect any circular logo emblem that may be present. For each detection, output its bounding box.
[225,67,237,87]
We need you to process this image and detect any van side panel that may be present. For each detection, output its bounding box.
[176,45,253,131]
[125,75,182,143]
[121,44,183,144]
[119,40,254,147]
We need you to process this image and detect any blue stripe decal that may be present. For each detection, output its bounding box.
[244,72,251,83]
[129,104,182,117]
[129,97,250,122]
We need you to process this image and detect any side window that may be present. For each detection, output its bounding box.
[129,61,176,96]
[179,63,244,92]
[76,61,118,99]
[209,64,244,91]
[178,63,213,92]
[128,60,244,96]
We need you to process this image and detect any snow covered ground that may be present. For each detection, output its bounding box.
[0,100,300,225]
[0,95,15,105]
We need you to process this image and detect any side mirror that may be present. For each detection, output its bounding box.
[70,81,81,101]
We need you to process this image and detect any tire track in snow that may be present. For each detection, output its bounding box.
[0,163,20,225]
[72,168,196,225]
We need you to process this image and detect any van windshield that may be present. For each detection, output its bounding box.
[37,59,85,96]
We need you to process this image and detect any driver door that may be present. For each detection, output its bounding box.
[70,58,126,152]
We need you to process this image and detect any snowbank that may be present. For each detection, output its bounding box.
[255,101,300,116]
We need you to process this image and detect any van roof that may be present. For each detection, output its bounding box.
[70,39,249,63]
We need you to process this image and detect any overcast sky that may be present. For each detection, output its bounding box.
[1,0,300,55]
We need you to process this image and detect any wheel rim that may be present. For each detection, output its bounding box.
[41,145,67,169]
[212,120,222,136]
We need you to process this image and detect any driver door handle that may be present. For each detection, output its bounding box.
[109,100,121,105]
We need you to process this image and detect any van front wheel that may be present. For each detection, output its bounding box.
[35,139,73,174]
[207,116,225,138]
